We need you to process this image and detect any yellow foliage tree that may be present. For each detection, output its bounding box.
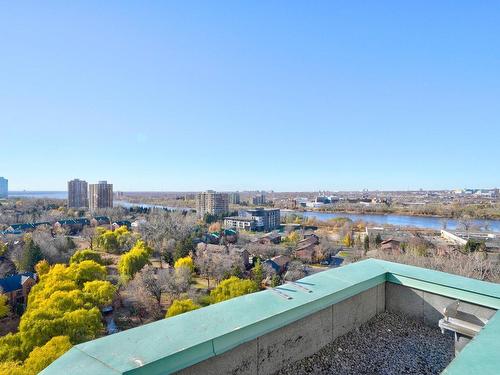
[34,259,50,276]
[174,256,194,272]
[0,260,115,372]
[343,233,354,247]
[0,294,9,318]
[166,299,200,318]
[118,240,152,280]
[283,231,300,246]
[209,276,258,304]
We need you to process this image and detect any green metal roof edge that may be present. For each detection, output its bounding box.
[442,309,500,375]
[41,259,500,375]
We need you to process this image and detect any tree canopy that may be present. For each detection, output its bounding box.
[70,249,104,265]
[174,256,194,272]
[118,240,152,280]
[209,276,258,304]
[166,299,200,318]
[0,260,116,373]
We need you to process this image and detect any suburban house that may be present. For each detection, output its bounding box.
[257,232,281,245]
[293,236,321,263]
[264,255,291,274]
[91,216,111,227]
[0,272,37,307]
[380,238,403,254]
[53,218,91,233]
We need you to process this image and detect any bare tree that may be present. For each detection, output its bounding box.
[140,211,197,266]
[284,260,307,281]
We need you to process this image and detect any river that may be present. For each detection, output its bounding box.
[282,210,500,232]
[6,192,500,232]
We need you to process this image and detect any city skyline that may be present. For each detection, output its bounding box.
[1,2,499,191]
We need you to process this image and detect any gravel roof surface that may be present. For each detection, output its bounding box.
[275,312,454,375]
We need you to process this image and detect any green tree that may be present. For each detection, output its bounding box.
[21,335,72,374]
[464,239,486,253]
[70,249,104,265]
[166,299,200,318]
[0,294,9,318]
[375,233,383,247]
[252,259,264,287]
[209,277,258,304]
[21,235,44,272]
[363,236,370,252]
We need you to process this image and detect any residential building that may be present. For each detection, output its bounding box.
[223,216,256,231]
[380,239,403,254]
[0,177,7,198]
[89,181,113,211]
[68,179,88,208]
[195,191,229,217]
[53,218,91,233]
[7,222,51,232]
[0,272,37,307]
[237,208,280,232]
[252,194,266,205]
[228,192,241,205]
[264,255,291,274]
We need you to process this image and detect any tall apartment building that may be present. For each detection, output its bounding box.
[196,190,229,217]
[252,193,266,205]
[89,181,113,211]
[228,192,241,205]
[0,177,8,198]
[68,179,88,208]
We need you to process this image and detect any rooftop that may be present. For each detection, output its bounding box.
[41,259,500,375]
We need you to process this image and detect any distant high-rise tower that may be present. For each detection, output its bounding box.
[196,190,229,217]
[89,181,113,211]
[68,179,88,208]
[0,177,8,198]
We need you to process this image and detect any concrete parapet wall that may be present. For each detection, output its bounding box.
[386,282,496,326]
[177,284,385,375]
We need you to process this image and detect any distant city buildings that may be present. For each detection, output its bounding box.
[228,192,241,205]
[0,177,8,198]
[68,179,88,208]
[224,207,280,232]
[89,181,114,211]
[196,190,229,217]
[251,194,266,205]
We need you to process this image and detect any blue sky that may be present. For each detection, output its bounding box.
[1,1,499,191]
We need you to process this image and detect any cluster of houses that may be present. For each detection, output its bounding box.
[1,217,132,236]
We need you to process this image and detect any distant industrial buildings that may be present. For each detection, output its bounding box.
[196,190,229,217]
[224,207,280,232]
[68,179,88,208]
[89,181,114,211]
[0,177,8,198]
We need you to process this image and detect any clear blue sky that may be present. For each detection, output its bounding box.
[1,1,499,192]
